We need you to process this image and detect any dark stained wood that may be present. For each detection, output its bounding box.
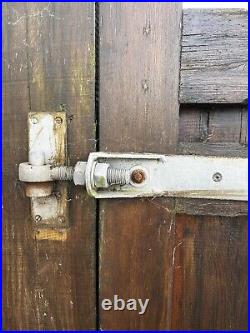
[175,198,247,217]
[99,3,182,330]
[240,107,248,145]
[99,3,181,154]
[179,105,246,144]
[178,142,247,158]
[3,3,248,331]
[171,215,247,330]
[180,9,248,104]
[179,107,208,143]
[208,109,242,143]
[2,3,96,330]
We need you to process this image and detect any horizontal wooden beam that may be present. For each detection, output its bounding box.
[178,142,247,158]
[180,9,248,104]
[175,198,247,216]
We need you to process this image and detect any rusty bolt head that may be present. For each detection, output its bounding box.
[58,216,65,224]
[55,117,63,125]
[130,169,146,184]
[35,215,42,222]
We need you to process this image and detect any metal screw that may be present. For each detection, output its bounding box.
[55,117,63,125]
[58,216,65,224]
[55,191,61,199]
[131,169,146,184]
[35,215,42,222]
[31,117,38,124]
[212,172,222,182]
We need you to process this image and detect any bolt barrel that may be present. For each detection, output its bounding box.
[107,167,130,185]
[50,166,74,181]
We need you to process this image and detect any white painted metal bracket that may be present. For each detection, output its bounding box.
[25,112,69,230]
[84,152,248,201]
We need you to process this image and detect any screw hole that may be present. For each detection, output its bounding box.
[35,215,42,222]
[212,172,222,182]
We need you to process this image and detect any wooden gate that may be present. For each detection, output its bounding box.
[3,3,247,330]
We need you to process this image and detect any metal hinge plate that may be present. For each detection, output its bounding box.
[84,152,248,201]
[27,112,69,239]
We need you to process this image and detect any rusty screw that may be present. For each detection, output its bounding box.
[58,216,65,224]
[131,169,146,184]
[55,116,63,125]
[35,215,42,222]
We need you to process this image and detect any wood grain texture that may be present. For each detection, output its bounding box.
[179,105,248,160]
[178,142,247,158]
[175,198,247,217]
[179,105,247,144]
[99,3,182,330]
[240,108,248,145]
[180,9,248,104]
[2,3,96,330]
[171,215,247,330]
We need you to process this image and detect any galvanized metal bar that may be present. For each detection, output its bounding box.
[85,152,248,201]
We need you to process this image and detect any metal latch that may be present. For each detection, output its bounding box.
[19,112,248,232]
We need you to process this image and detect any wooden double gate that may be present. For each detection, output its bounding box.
[3,3,248,330]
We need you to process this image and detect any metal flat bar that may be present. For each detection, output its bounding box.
[85,152,248,201]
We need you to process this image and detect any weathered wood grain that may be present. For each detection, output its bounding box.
[178,142,247,158]
[175,198,247,217]
[180,9,248,104]
[171,215,247,330]
[179,105,246,143]
[240,108,248,145]
[208,110,242,143]
[99,3,182,329]
[2,3,96,330]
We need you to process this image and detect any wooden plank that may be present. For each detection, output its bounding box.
[99,3,182,330]
[180,9,248,104]
[208,109,242,143]
[240,107,248,145]
[179,106,208,142]
[2,3,96,330]
[179,105,245,143]
[171,215,247,330]
[175,198,247,217]
[178,142,247,158]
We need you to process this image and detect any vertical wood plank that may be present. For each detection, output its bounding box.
[2,3,96,329]
[99,3,182,329]
[208,108,242,143]
[240,106,248,145]
[171,215,247,330]
[179,105,245,144]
